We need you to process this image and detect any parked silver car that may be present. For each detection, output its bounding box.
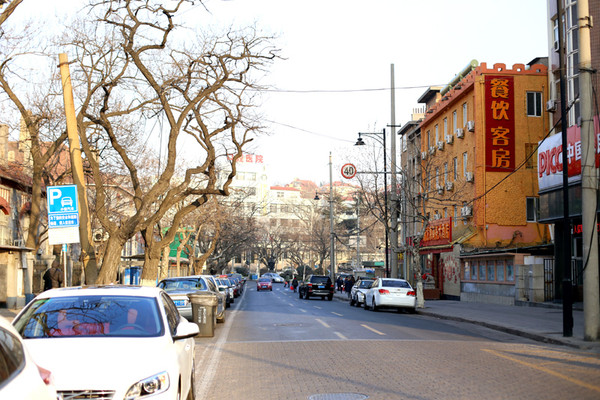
[157,275,226,323]
[349,277,375,307]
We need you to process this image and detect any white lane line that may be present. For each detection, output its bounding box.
[299,308,307,313]
[331,312,343,317]
[288,303,294,307]
[315,318,330,328]
[334,331,347,340]
[313,306,322,309]
[361,324,386,336]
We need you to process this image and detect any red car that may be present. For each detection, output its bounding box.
[256,277,272,291]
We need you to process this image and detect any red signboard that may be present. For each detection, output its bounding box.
[421,218,452,247]
[485,75,515,172]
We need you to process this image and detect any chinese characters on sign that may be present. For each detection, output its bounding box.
[485,76,515,172]
[227,153,264,163]
[422,218,452,247]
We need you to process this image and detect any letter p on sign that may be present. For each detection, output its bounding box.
[48,188,61,206]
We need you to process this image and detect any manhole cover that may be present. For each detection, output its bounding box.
[308,394,368,400]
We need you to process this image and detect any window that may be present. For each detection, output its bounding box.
[0,327,25,387]
[427,130,431,149]
[453,157,458,180]
[462,103,468,126]
[527,92,542,116]
[463,152,468,177]
[453,206,458,226]
[463,258,515,283]
[443,118,447,136]
[270,204,277,213]
[277,192,284,198]
[526,197,539,222]
[452,110,457,132]
[444,163,448,184]
[435,167,440,187]
[435,125,439,144]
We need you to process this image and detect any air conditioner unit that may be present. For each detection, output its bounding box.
[445,181,454,191]
[421,151,428,160]
[437,141,444,151]
[436,185,444,194]
[460,206,472,217]
[546,99,557,113]
[465,172,474,182]
[433,213,441,220]
[429,146,436,155]
[93,230,109,242]
[445,134,454,144]
[455,128,464,138]
[466,120,475,132]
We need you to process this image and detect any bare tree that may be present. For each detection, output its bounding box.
[59,0,278,283]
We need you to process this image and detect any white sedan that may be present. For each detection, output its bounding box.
[0,316,57,400]
[12,285,199,400]
[363,278,416,313]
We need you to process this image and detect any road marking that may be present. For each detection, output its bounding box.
[299,308,307,313]
[331,312,343,317]
[482,349,600,393]
[361,324,386,336]
[288,303,294,307]
[334,331,347,340]
[313,306,323,309]
[315,318,330,328]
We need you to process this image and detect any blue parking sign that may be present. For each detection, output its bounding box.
[47,185,79,228]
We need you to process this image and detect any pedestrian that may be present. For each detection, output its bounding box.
[345,276,354,298]
[291,277,298,293]
[284,278,289,288]
[336,276,343,292]
[43,260,63,291]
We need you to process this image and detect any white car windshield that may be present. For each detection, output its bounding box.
[14,296,163,338]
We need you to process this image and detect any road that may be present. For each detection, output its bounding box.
[193,282,600,400]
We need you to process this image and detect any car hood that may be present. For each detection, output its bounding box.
[24,336,176,391]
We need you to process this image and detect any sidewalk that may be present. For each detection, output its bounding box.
[333,291,600,353]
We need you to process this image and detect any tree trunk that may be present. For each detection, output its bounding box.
[96,237,125,284]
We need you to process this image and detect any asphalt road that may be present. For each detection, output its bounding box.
[193,283,600,400]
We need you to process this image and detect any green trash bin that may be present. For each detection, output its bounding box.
[187,291,218,337]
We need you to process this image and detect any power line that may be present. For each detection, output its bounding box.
[260,84,444,94]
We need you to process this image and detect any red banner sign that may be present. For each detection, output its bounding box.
[422,218,452,247]
[485,75,515,172]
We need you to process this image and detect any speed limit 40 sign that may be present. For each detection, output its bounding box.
[341,163,357,179]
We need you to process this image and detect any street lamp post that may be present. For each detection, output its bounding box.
[355,130,389,278]
[313,152,336,283]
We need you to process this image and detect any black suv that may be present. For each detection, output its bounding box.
[298,275,334,301]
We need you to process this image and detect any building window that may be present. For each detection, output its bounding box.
[453,206,458,226]
[452,110,457,132]
[527,92,542,117]
[526,197,539,222]
[463,258,515,283]
[462,103,468,126]
[463,152,468,177]
[435,125,439,144]
[277,192,284,198]
[427,130,431,149]
[453,157,458,180]
[435,167,440,187]
[443,118,447,137]
[444,163,448,184]
[248,187,257,196]
[270,204,277,213]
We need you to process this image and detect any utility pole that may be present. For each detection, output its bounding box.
[556,2,573,337]
[578,0,600,341]
[390,64,399,278]
[58,53,98,284]
[329,152,335,284]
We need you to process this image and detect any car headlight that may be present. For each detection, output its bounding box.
[125,371,170,399]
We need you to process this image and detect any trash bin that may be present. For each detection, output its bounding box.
[187,291,218,337]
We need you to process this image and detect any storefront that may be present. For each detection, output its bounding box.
[419,218,458,300]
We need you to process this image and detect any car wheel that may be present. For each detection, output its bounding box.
[371,297,378,311]
[350,296,355,306]
[305,292,310,300]
[327,294,333,301]
[363,299,369,310]
[270,288,272,291]
[299,290,303,299]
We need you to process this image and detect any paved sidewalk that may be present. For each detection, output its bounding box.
[332,290,600,353]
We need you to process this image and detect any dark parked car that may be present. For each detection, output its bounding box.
[298,275,334,301]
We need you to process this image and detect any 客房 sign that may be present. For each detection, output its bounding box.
[537,116,600,191]
[485,76,515,172]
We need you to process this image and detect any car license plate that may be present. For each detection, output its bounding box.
[318,285,324,289]
[174,300,185,307]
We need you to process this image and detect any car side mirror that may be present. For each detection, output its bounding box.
[173,319,200,340]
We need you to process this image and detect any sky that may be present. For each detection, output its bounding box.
[12,0,550,186]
